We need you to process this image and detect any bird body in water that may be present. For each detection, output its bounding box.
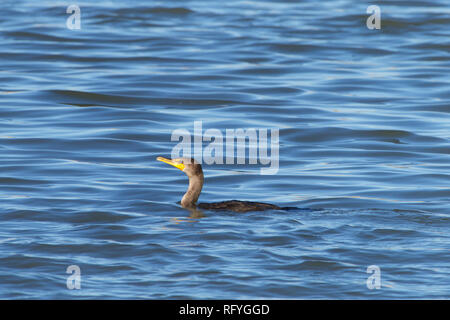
[157,157,295,213]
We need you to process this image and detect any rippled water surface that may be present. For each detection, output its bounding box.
[0,0,449,299]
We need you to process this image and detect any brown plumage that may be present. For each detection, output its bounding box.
[198,200,282,213]
[157,157,296,213]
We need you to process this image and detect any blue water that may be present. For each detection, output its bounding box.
[0,0,449,299]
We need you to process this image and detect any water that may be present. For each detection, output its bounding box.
[0,0,449,299]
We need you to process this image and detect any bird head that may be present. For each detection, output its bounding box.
[157,157,203,178]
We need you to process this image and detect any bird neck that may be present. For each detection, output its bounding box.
[181,173,204,208]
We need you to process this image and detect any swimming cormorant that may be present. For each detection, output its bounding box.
[157,157,294,213]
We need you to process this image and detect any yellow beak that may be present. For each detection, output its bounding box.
[157,157,185,171]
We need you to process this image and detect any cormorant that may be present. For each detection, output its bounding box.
[157,157,295,213]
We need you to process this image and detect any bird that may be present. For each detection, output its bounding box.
[156,156,296,213]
